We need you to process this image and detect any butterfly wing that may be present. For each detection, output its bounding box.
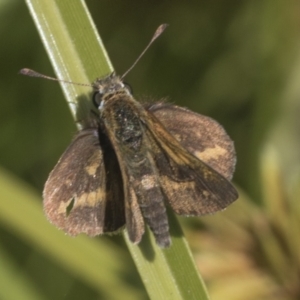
[43,128,125,236]
[148,103,236,180]
[144,104,238,216]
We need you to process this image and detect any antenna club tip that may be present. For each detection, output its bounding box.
[19,68,31,75]
[19,68,39,78]
[154,24,169,38]
[160,24,169,30]
[122,23,168,79]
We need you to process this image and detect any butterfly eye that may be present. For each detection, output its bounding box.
[92,92,102,108]
[123,82,133,94]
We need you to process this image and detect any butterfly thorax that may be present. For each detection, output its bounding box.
[99,94,148,163]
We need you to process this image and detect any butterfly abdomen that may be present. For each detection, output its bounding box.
[136,174,170,248]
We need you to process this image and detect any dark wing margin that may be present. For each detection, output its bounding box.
[43,128,125,236]
[144,106,238,216]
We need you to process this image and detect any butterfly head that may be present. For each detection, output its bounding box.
[92,73,133,109]
[93,73,131,95]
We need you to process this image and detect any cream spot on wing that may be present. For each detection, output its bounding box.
[57,199,72,214]
[65,179,72,186]
[161,175,195,195]
[172,133,182,142]
[85,164,98,176]
[202,190,210,198]
[57,189,105,215]
[194,145,227,162]
[76,190,105,207]
[85,152,101,176]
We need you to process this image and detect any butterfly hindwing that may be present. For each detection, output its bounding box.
[43,127,125,236]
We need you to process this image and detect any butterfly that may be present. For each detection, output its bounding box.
[42,71,238,248]
[22,25,238,248]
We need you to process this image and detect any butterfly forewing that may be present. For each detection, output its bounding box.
[143,106,238,216]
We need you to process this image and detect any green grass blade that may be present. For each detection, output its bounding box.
[125,212,209,300]
[23,0,210,299]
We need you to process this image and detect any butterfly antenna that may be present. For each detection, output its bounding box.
[19,68,92,88]
[121,24,168,79]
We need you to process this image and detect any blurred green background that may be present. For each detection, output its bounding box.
[1,0,300,299]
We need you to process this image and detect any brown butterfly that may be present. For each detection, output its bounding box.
[21,25,238,248]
